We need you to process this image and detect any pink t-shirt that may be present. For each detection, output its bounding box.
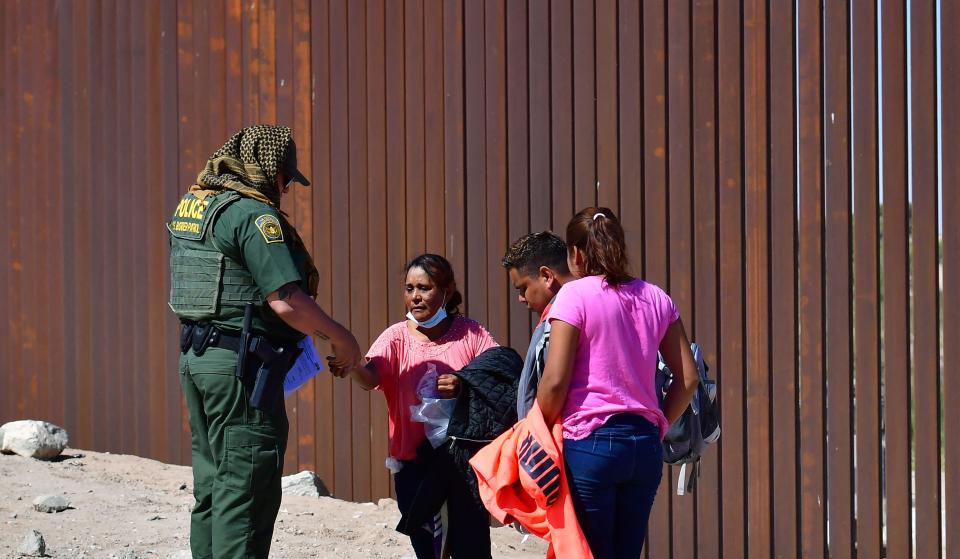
[366,315,499,460]
[547,275,679,440]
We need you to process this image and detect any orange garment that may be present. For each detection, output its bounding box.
[469,403,594,559]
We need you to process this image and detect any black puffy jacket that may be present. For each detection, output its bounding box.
[447,346,523,441]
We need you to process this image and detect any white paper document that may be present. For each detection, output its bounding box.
[283,337,325,399]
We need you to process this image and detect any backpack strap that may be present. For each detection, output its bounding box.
[676,464,687,495]
[676,460,702,496]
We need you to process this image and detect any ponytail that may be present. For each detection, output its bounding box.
[565,207,633,286]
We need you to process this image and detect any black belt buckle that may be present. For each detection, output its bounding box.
[191,323,215,356]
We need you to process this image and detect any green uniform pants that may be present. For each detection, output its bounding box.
[179,346,288,559]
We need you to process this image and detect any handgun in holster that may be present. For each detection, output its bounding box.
[236,303,302,411]
[248,336,302,410]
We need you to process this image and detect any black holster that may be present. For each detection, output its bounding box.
[180,322,195,353]
[179,321,218,356]
[245,336,302,411]
[180,306,299,411]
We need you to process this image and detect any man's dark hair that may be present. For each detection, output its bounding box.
[501,231,570,277]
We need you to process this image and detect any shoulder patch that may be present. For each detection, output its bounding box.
[255,214,285,244]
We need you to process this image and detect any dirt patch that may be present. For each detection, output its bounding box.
[0,449,547,558]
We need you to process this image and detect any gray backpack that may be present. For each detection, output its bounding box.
[656,343,720,495]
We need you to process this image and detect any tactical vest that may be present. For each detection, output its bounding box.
[167,191,263,322]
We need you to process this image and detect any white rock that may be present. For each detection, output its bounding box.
[33,495,70,513]
[18,529,46,557]
[280,471,329,497]
[167,552,192,559]
[0,420,69,459]
[377,497,397,509]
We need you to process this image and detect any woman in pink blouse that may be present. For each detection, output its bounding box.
[335,253,498,559]
[537,208,700,559]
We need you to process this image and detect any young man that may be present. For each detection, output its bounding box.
[501,231,575,419]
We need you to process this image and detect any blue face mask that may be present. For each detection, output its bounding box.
[406,294,448,328]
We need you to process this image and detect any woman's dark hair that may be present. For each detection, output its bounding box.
[405,253,464,314]
[565,207,633,286]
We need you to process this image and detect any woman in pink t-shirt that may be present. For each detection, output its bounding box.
[335,253,498,559]
[537,207,700,559]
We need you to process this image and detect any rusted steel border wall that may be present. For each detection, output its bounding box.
[1,2,954,556]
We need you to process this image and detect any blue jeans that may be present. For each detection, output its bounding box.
[563,413,663,559]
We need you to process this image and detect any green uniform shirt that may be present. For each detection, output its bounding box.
[210,197,306,344]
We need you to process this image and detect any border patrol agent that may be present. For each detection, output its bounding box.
[168,125,362,558]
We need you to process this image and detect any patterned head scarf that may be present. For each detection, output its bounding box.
[188,125,319,298]
[191,124,308,207]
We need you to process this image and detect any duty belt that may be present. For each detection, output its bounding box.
[179,322,243,356]
[181,312,301,411]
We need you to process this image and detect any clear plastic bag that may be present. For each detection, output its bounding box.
[385,456,404,474]
[409,364,457,448]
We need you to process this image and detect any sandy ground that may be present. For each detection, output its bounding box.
[0,448,548,559]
